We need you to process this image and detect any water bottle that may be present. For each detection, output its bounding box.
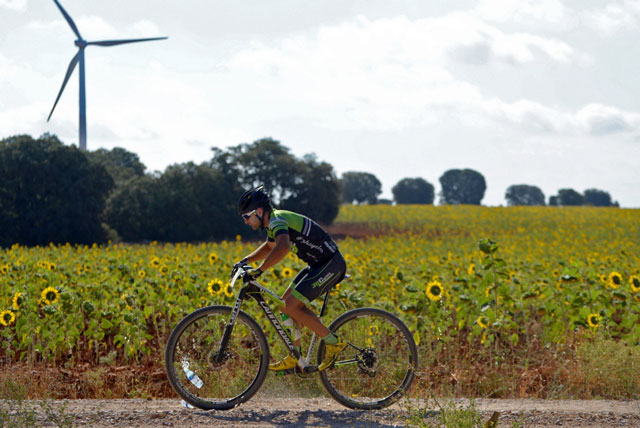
[281,314,301,340]
[181,360,203,389]
[280,313,294,327]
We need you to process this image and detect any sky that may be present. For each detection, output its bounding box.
[1,0,639,206]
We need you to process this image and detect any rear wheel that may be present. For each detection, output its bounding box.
[165,305,269,410]
[318,307,418,409]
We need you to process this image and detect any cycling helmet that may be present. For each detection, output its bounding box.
[238,185,272,215]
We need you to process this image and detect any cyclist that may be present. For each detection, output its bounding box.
[235,185,347,371]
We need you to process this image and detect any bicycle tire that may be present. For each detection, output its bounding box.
[317,307,418,410]
[165,305,270,410]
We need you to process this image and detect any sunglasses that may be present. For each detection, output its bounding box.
[241,209,257,220]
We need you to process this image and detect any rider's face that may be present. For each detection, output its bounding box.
[243,208,263,230]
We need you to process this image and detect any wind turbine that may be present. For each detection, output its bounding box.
[47,0,167,150]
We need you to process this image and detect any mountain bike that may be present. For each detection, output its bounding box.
[164,264,418,410]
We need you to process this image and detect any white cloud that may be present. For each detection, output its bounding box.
[0,0,26,12]
[26,16,160,41]
[74,16,120,39]
[130,20,162,37]
[583,4,637,34]
[26,19,66,31]
[476,0,568,25]
[224,14,583,134]
[574,103,640,136]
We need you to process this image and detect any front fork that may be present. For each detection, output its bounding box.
[213,287,247,363]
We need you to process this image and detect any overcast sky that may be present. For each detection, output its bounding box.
[1,0,639,206]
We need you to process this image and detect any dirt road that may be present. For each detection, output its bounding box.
[8,396,640,427]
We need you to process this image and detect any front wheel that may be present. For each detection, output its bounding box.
[318,307,418,409]
[165,305,270,410]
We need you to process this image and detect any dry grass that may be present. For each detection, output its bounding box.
[3,332,639,400]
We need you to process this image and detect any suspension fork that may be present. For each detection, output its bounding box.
[214,287,247,363]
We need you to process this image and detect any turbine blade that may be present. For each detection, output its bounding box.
[52,0,82,40]
[47,51,80,122]
[87,37,168,47]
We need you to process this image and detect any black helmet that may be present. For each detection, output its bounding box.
[238,185,272,214]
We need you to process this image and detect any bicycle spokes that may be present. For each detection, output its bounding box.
[319,308,417,410]
[165,306,269,410]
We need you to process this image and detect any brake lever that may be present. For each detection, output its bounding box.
[229,264,250,280]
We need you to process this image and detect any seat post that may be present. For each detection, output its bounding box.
[319,289,331,318]
[319,274,348,318]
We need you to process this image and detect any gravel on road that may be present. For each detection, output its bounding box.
[3,396,640,427]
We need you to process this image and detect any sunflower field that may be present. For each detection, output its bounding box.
[1,205,639,398]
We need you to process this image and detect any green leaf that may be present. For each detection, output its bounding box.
[510,333,519,345]
[101,318,114,330]
[478,238,498,254]
[143,306,153,318]
[612,291,627,301]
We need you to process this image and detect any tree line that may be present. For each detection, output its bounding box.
[0,134,619,246]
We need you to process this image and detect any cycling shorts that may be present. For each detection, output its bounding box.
[288,251,346,305]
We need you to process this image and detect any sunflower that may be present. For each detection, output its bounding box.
[12,292,23,310]
[1,310,15,327]
[467,263,476,276]
[0,264,9,275]
[368,325,379,336]
[160,265,169,275]
[207,279,223,296]
[223,284,234,298]
[477,316,489,329]
[629,275,640,293]
[282,267,293,278]
[41,286,60,305]
[149,257,161,268]
[138,270,146,279]
[47,262,57,271]
[587,313,601,328]
[608,272,622,289]
[208,253,218,265]
[426,280,443,301]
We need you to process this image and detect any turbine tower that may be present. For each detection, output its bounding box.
[47,0,167,150]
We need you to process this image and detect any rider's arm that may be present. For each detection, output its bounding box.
[257,233,290,272]
[243,240,274,264]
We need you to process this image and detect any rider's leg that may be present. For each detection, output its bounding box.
[280,288,302,349]
[283,251,346,338]
[282,294,330,338]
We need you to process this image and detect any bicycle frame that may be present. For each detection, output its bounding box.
[215,267,335,371]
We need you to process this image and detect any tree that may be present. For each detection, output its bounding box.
[584,188,615,207]
[556,188,584,206]
[86,147,146,186]
[104,162,241,242]
[341,171,382,204]
[392,177,435,204]
[210,138,341,225]
[549,195,559,206]
[438,169,486,205]
[0,134,114,246]
[505,184,545,206]
[280,154,341,225]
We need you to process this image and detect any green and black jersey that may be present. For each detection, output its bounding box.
[266,209,338,265]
